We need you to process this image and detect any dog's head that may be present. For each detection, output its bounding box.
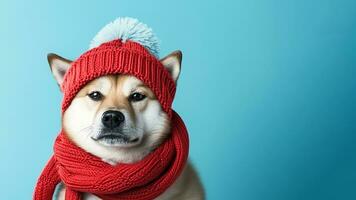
[48,51,182,164]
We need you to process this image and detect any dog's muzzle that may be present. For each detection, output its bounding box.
[91,110,139,144]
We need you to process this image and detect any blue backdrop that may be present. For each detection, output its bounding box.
[1,0,355,199]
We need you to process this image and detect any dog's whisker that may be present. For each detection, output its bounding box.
[77,125,93,134]
[80,126,93,132]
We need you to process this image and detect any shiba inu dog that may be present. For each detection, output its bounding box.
[48,50,204,200]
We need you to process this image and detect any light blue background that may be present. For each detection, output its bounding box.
[0,0,355,199]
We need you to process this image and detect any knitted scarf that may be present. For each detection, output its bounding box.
[33,111,189,200]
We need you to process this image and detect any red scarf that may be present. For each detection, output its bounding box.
[33,111,189,200]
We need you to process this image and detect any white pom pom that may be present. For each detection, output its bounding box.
[89,17,160,57]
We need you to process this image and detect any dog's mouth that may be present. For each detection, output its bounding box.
[91,133,140,147]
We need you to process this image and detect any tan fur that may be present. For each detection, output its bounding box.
[49,51,204,200]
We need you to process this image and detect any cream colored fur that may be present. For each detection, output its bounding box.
[48,51,204,200]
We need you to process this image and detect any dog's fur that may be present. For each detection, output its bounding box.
[48,51,204,200]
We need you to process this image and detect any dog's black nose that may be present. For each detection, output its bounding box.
[101,110,125,129]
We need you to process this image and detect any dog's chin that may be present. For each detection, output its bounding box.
[91,134,141,148]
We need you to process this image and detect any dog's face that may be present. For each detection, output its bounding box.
[48,51,182,164]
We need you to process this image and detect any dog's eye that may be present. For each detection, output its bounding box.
[88,91,103,101]
[129,92,146,102]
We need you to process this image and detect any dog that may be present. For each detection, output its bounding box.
[47,50,205,200]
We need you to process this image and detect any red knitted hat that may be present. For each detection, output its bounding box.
[60,18,176,117]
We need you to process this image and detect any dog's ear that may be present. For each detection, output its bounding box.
[47,53,72,87]
[160,50,182,83]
